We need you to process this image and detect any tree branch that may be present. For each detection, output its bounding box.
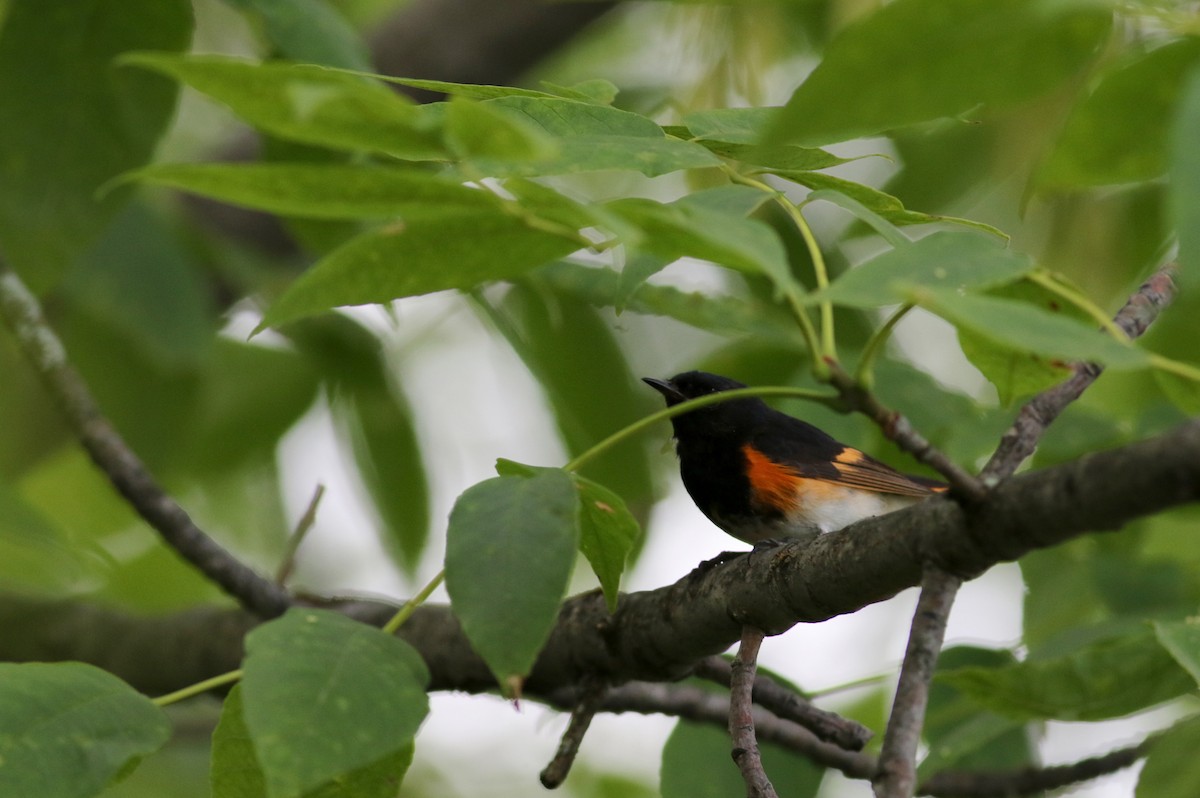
[981,262,1177,482]
[0,262,290,619]
[873,567,960,798]
[4,419,1197,697]
[824,361,987,502]
[540,680,607,789]
[729,627,778,798]
[865,261,1177,795]
[692,655,871,750]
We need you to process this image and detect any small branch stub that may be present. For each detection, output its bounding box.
[730,626,779,798]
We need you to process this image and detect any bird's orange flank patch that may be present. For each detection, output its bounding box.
[742,444,802,513]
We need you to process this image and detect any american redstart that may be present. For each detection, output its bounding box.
[644,371,947,545]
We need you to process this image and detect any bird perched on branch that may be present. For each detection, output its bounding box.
[644,371,947,545]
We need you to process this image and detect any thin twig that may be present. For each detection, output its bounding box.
[729,627,779,798]
[564,680,1148,797]
[825,360,987,501]
[872,261,1178,797]
[275,483,326,584]
[540,681,607,788]
[917,737,1150,797]
[693,655,871,750]
[981,262,1177,482]
[873,567,961,798]
[0,262,290,619]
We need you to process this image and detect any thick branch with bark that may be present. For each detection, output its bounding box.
[4,419,1198,696]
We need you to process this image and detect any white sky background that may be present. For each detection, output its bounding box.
[270,287,1155,798]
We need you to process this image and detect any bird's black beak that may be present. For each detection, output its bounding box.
[642,376,687,406]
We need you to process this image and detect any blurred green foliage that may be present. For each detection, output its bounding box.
[1,0,1199,796]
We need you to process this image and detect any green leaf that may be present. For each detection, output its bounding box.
[1155,618,1200,686]
[0,0,192,289]
[241,608,429,798]
[0,482,95,592]
[615,252,671,313]
[0,662,170,798]
[211,685,268,798]
[919,647,1035,777]
[540,78,619,105]
[121,54,444,161]
[674,185,774,217]
[1136,715,1200,798]
[1041,39,1200,188]
[771,0,1111,145]
[699,140,855,172]
[212,685,414,798]
[682,107,780,143]
[445,96,559,162]
[494,285,658,518]
[445,469,579,690]
[574,475,640,613]
[489,95,664,138]
[345,384,430,575]
[605,196,798,298]
[284,316,429,573]
[260,208,584,328]
[661,716,822,798]
[63,201,214,369]
[184,339,320,473]
[1171,66,1200,293]
[915,288,1152,371]
[222,0,371,71]
[465,96,719,177]
[128,163,500,219]
[778,170,1006,236]
[956,280,1085,405]
[536,261,796,341]
[375,76,559,101]
[812,232,1033,307]
[938,629,1195,721]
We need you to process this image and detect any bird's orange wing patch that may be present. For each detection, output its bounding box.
[831,447,946,497]
[742,444,803,512]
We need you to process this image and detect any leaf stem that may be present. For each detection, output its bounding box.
[856,303,914,388]
[153,669,243,707]
[563,385,838,473]
[722,169,826,371]
[382,568,446,635]
[1026,271,1127,341]
[1149,353,1200,383]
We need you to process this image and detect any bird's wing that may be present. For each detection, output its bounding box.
[811,446,948,497]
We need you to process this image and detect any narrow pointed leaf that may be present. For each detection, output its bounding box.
[812,232,1033,307]
[121,54,445,160]
[1155,618,1200,686]
[445,469,579,689]
[771,0,1111,145]
[914,288,1151,371]
[779,170,1005,236]
[260,209,583,328]
[445,97,559,161]
[574,475,640,612]
[128,163,499,219]
[223,0,370,71]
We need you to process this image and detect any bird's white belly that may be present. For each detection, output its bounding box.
[792,483,919,534]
